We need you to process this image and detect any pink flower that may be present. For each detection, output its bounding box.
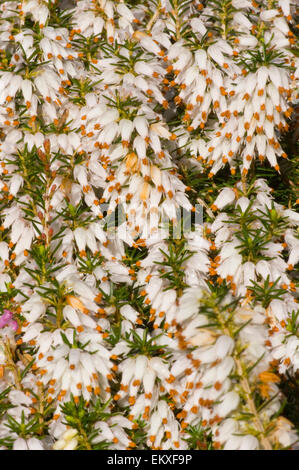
[0,309,18,331]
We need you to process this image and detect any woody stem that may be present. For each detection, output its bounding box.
[215,308,272,450]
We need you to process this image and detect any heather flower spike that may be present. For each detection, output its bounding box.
[0,309,18,331]
[0,0,298,451]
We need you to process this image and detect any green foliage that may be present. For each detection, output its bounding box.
[124,328,170,358]
[1,412,43,449]
[156,237,194,292]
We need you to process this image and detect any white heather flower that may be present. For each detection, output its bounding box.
[278,0,290,17]
[215,391,240,418]
[177,287,204,321]
[120,305,138,323]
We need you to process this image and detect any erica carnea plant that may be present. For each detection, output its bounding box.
[0,0,298,450]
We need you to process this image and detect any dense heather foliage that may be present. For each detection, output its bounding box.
[0,0,298,450]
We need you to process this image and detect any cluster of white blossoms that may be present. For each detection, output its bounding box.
[0,0,298,451]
